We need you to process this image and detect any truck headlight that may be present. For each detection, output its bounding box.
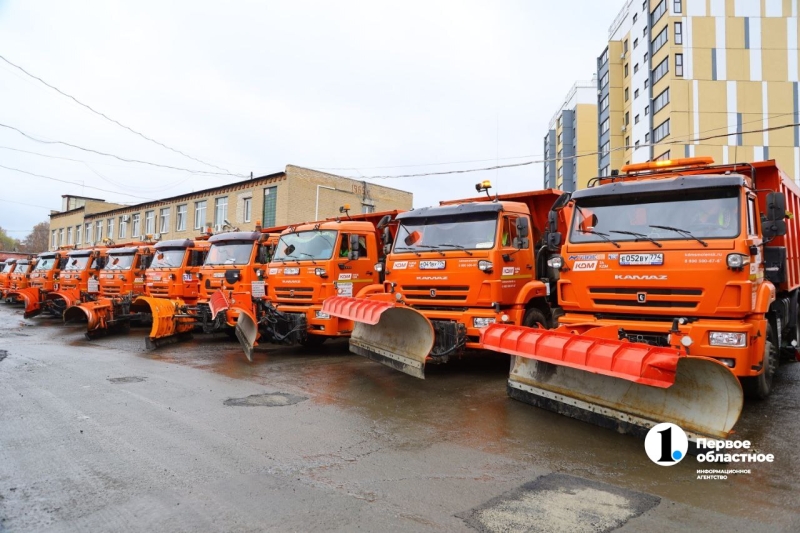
[473,317,496,328]
[709,332,746,347]
[315,268,327,277]
[547,256,564,269]
[478,260,493,272]
[374,262,384,272]
[315,311,330,319]
[726,253,749,270]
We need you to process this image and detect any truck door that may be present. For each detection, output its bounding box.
[500,214,534,303]
[335,233,374,298]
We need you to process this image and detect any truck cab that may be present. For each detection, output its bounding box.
[9,251,66,318]
[0,259,18,298]
[6,258,36,300]
[144,239,209,303]
[95,245,153,299]
[45,247,107,315]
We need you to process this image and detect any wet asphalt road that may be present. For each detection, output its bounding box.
[0,303,798,532]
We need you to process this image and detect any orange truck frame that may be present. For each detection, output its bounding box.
[63,244,154,338]
[322,184,565,378]
[43,247,108,317]
[130,238,211,348]
[3,257,36,303]
[480,157,799,440]
[233,210,402,361]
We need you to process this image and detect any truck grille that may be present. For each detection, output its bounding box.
[274,287,314,300]
[401,285,469,302]
[589,287,702,309]
[101,286,121,297]
[148,285,170,298]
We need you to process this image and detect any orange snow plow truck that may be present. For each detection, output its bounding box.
[6,250,67,318]
[43,247,108,317]
[480,157,799,440]
[233,210,402,361]
[3,257,36,302]
[322,184,566,378]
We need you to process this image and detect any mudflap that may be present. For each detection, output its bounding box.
[64,299,114,336]
[131,296,193,350]
[323,296,435,379]
[235,307,259,362]
[9,288,43,319]
[480,325,743,440]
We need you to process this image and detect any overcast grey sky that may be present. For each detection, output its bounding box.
[0,0,622,237]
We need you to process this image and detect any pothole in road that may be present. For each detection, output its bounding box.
[108,376,147,384]
[459,473,660,533]
[224,392,307,407]
[0,350,7,362]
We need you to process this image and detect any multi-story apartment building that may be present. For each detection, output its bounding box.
[543,78,599,191]
[48,165,413,250]
[598,0,800,178]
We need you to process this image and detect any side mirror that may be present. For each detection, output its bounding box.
[579,213,598,232]
[516,217,530,239]
[257,245,271,264]
[546,232,562,249]
[404,230,421,246]
[382,227,393,247]
[377,215,391,230]
[550,193,572,212]
[763,219,787,239]
[349,234,360,260]
[284,244,295,256]
[766,192,786,221]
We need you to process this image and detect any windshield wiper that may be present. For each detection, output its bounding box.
[609,230,663,248]
[393,246,421,257]
[281,254,301,264]
[578,229,621,248]
[435,244,473,256]
[299,253,317,264]
[648,225,708,247]
[412,244,445,256]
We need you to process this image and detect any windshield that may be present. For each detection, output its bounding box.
[64,256,91,271]
[1,263,14,273]
[104,254,136,270]
[150,249,187,269]
[570,188,741,244]
[273,230,338,261]
[205,242,254,265]
[394,212,498,252]
[34,257,57,271]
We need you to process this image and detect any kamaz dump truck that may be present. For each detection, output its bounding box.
[130,238,211,348]
[322,184,565,378]
[3,257,36,302]
[233,210,402,361]
[0,259,18,299]
[63,244,154,338]
[43,247,108,317]
[479,157,798,440]
[6,251,67,318]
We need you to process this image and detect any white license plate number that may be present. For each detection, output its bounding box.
[619,253,664,266]
[419,260,445,270]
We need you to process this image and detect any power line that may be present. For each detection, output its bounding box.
[314,153,541,171]
[0,197,55,210]
[0,163,152,201]
[0,53,235,174]
[0,122,247,178]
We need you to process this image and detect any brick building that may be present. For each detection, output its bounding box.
[48,165,412,249]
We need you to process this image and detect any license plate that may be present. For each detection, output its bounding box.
[88,279,99,293]
[213,272,225,278]
[619,253,664,266]
[150,275,161,281]
[336,282,353,297]
[419,260,445,270]
[284,267,300,275]
[251,280,265,298]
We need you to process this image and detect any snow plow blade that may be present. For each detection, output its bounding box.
[323,296,434,379]
[131,296,193,350]
[481,324,743,439]
[235,306,259,362]
[63,299,112,335]
[45,290,80,316]
[8,288,42,319]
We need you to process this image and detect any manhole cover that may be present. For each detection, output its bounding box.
[224,392,307,407]
[459,473,660,533]
[0,350,7,362]
[108,376,147,384]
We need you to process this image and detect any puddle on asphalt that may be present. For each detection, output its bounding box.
[224,392,307,407]
[107,376,147,384]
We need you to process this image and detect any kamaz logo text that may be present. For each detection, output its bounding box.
[614,275,668,280]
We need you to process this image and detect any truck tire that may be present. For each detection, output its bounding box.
[742,325,778,400]
[522,308,548,330]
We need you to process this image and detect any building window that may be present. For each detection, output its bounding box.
[673,0,682,14]
[624,39,629,54]
[176,204,187,231]
[653,87,670,113]
[59,229,64,247]
[675,54,684,76]
[656,150,671,160]
[625,87,629,101]
[625,111,630,126]
[557,149,563,159]
[263,186,277,228]
[600,94,609,110]
[85,223,92,244]
[633,14,638,24]
[643,25,648,37]
[67,227,73,245]
[600,48,609,65]
[557,166,563,178]
[635,140,641,148]
[642,0,647,10]
[601,118,610,134]
[644,52,649,62]
[674,22,683,45]
[600,165,610,177]
[557,132,563,144]
[644,78,649,88]
[624,63,629,77]
[652,57,669,84]
[635,114,640,124]
[214,197,228,227]
[651,26,668,54]
[145,210,155,235]
[95,220,103,242]
[107,218,114,240]
[51,230,57,250]
[645,132,651,142]
[362,204,375,214]
[132,214,141,238]
[625,136,630,147]
[600,71,609,88]
[119,216,127,238]
[645,105,650,115]
[194,201,207,230]
[634,63,639,73]
[653,118,671,142]
[634,88,640,99]
[76,225,82,245]
[156,208,168,234]
[601,141,610,154]
[651,0,666,25]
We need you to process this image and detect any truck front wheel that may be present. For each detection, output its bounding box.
[742,325,778,400]
[522,308,548,330]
